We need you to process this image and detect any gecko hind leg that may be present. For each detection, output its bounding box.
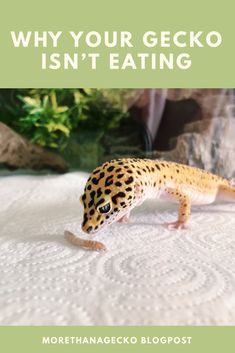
[162,188,191,230]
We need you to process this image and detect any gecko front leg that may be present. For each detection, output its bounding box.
[162,188,191,230]
[117,211,130,223]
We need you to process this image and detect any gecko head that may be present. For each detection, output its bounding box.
[80,159,140,235]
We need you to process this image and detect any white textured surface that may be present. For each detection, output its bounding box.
[0,172,235,325]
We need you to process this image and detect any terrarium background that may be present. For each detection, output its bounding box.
[0,88,234,177]
[0,89,149,172]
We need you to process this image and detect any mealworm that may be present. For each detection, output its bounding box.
[64,230,106,251]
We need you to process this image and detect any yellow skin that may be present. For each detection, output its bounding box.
[80,158,235,234]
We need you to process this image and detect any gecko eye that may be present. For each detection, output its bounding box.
[97,202,111,214]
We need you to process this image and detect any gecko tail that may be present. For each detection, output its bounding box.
[217,182,235,202]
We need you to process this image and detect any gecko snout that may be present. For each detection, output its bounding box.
[85,226,93,234]
[82,220,100,235]
[82,224,94,234]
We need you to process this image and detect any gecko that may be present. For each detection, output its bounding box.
[79,158,235,234]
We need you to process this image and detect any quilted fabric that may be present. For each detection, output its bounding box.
[0,172,235,325]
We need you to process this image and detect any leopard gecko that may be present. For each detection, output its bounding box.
[79,158,235,234]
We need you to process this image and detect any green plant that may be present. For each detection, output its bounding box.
[18,91,72,149]
[0,89,130,150]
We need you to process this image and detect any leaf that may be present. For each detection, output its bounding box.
[43,95,49,109]
[45,122,70,137]
[56,106,69,113]
[74,91,82,104]
[83,88,92,95]
[29,108,43,114]
[49,142,58,148]
[21,96,40,107]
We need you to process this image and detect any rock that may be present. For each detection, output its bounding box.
[0,122,68,173]
[152,118,235,179]
[166,89,234,120]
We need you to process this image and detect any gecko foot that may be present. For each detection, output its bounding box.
[165,221,188,230]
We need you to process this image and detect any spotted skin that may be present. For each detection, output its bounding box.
[80,158,235,234]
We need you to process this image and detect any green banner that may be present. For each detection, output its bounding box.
[0,326,234,353]
[0,0,234,88]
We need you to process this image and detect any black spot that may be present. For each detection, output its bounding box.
[117,174,124,179]
[87,184,92,191]
[107,165,115,172]
[112,192,126,205]
[93,168,101,175]
[137,171,142,175]
[106,215,110,219]
[92,177,98,185]
[105,175,113,186]
[115,181,122,187]
[114,207,118,212]
[105,189,111,195]
[118,161,124,165]
[96,198,105,208]
[87,226,93,233]
[146,166,151,172]
[97,187,102,198]
[99,172,105,179]
[156,164,161,171]
[125,176,134,185]
[88,200,94,208]
[176,169,180,173]
[120,202,126,206]
[115,168,122,173]
[82,194,86,201]
[90,209,95,216]
[97,215,101,221]
[128,196,132,200]
[164,175,166,178]
[91,172,105,185]
[143,168,147,172]
[90,191,96,200]
[153,182,156,187]
[82,213,88,226]
[127,170,133,174]
[125,187,132,191]
[95,226,98,230]
[151,167,155,172]
[100,220,104,225]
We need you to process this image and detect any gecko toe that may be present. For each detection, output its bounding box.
[165,221,188,230]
